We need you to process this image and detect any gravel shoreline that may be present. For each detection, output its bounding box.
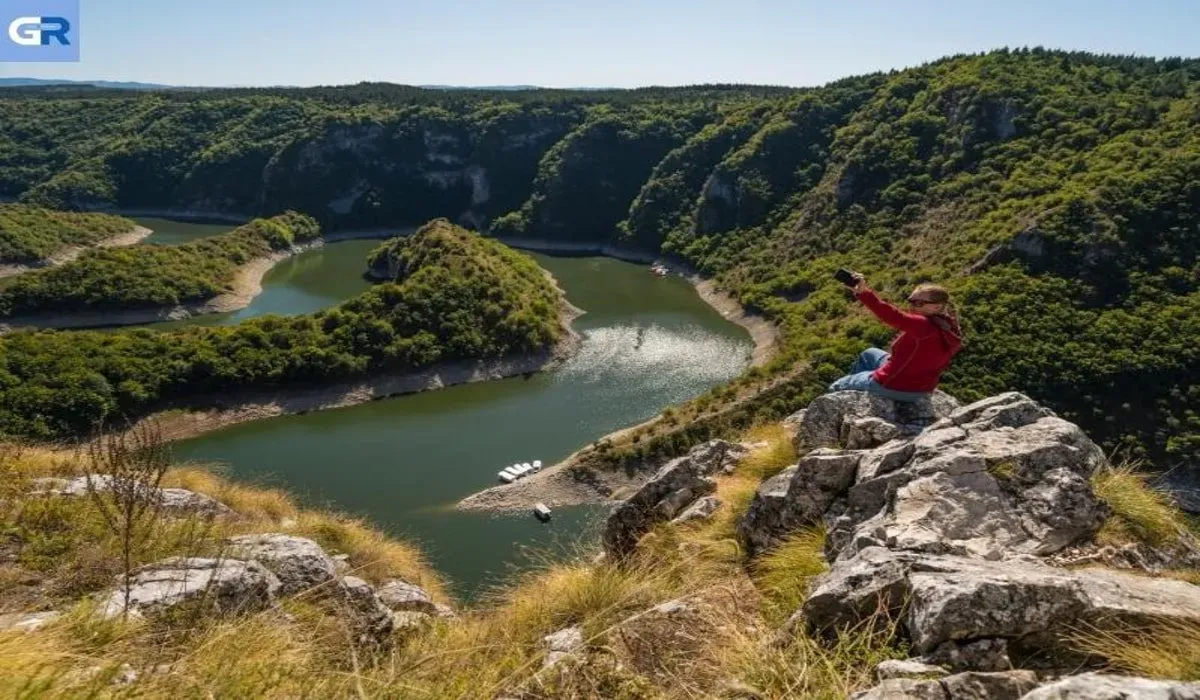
[0,226,153,280]
[0,229,404,332]
[139,266,583,442]
[146,329,582,443]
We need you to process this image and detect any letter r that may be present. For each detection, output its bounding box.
[40,17,70,45]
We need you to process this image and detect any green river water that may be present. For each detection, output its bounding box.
[133,218,753,597]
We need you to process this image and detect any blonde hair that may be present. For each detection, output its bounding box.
[912,283,962,340]
[911,283,951,305]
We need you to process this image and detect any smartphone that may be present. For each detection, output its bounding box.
[834,268,859,287]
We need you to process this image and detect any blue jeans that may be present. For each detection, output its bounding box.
[828,348,930,402]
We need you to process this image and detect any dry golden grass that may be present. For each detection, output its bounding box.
[0,422,901,699]
[1092,463,1194,547]
[1070,618,1200,681]
[738,423,798,483]
[290,512,446,599]
[753,527,828,625]
[163,466,299,523]
[716,616,906,700]
[685,423,797,551]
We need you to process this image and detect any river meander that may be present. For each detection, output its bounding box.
[133,218,753,597]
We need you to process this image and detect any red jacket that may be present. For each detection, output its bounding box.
[856,289,962,392]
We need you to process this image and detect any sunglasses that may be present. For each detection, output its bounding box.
[907,298,939,307]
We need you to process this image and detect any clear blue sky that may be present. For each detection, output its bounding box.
[3,0,1198,87]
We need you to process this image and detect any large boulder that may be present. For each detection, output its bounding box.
[225,534,339,597]
[763,391,1200,692]
[336,576,395,651]
[42,475,233,517]
[742,393,1109,561]
[737,465,799,557]
[376,579,437,615]
[853,670,1038,700]
[789,390,960,450]
[801,547,1200,654]
[98,557,279,620]
[603,440,748,559]
[1020,673,1200,699]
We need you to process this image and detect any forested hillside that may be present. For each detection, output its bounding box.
[0,205,135,264]
[0,49,1196,463]
[0,220,562,439]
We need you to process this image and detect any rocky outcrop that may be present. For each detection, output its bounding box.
[225,534,339,597]
[789,390,960,451]
[94,536,420,654]
[376,579,437,615]
[98,557,280,620]
[542,626,584,668]
[37,474,234,518]
[742,392,1109,559]
[1020,674,1200,699]
[853,670,1037,700]
[336,575,396,650]
[801,547,1200,653]
[741,390,1200,687]
[602,440,748,559]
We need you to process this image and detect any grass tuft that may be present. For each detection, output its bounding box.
[753,527,828,625]
[1092,463,1193,547]
[1070,618,1200,681]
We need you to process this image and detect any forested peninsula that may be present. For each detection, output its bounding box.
[0,49,1196,465]
[0,211,318,320]
[0,220,566,440]
[0,205,148,276]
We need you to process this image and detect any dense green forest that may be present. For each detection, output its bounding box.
[0,220,561,438]
[0,48,1197,464]
[0,212,318,315]
[0,205,135,264]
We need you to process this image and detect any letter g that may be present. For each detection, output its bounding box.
[8,16,42,46]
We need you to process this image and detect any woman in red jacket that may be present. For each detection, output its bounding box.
[828,278,963,402]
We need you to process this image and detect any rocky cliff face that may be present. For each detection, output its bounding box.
[601,390,1200,698]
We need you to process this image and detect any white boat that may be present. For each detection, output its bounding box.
[533,503,552,522]
[497,459,544,483]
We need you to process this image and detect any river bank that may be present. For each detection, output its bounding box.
[494,236,778,367]
[0,225,153,280]
[140,263,583,442]
[455,243,784,513]
[146,328,582,442]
